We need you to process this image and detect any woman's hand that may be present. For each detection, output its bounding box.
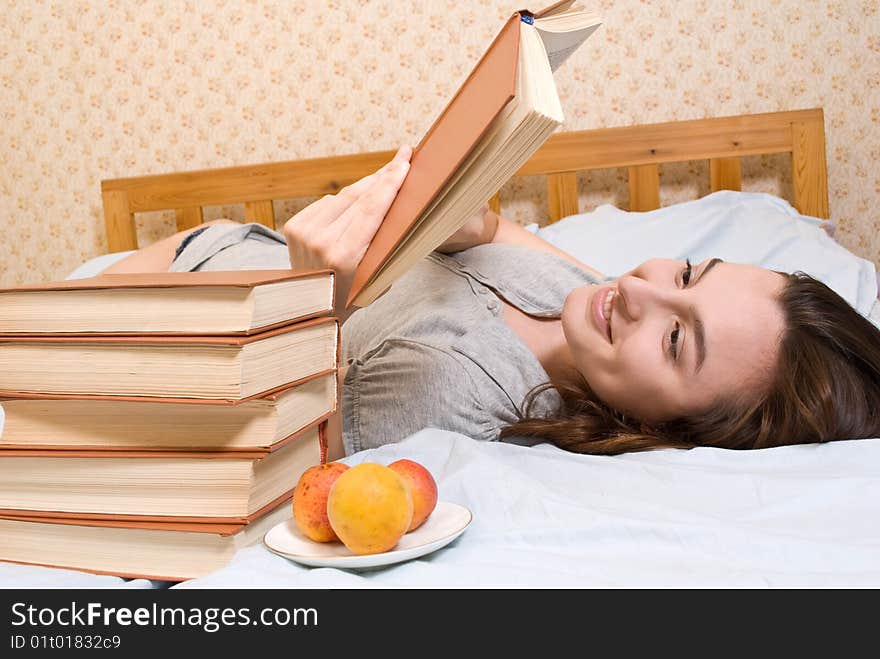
[283,145,412,324]
[435,203,499,254]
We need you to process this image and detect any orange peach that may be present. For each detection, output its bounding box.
[388,459,438,531]
[327,462,413,555]
[292,461,349,542]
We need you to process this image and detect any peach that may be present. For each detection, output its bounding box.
[327,462,413,555]
[292,461,349,542]
[388,459,438,531]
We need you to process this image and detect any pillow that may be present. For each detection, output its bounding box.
[65,250,135,280]
[870,299,880,329]
[532,191,878,316]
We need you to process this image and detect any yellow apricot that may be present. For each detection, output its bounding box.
[327,462,413,555]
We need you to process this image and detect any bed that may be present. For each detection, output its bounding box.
[4,108,880,589]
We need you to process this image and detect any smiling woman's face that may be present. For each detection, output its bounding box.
[560,258,787,422]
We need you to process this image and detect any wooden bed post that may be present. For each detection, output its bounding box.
[488,192,501,215]
[791,114,829,218]
[710,157,742,192]
[547,172,579,222]
[175,207,205,232]
[245,200,277,229]
[101,189,138,253]
[628,164,660,212]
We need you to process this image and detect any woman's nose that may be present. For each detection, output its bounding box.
[616,274,671,320]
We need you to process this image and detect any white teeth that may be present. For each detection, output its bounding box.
[603,290,614,321]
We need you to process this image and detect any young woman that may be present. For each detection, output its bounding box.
[105,145,880,458]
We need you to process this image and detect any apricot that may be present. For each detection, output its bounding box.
[327,462,413,555]
[388,459,438,531]
[292,461,349,542]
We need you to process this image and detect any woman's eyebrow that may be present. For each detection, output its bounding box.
[690,258,723,373]
[693,318,706,374]
[698,257,723,282]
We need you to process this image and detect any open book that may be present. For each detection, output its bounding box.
[346,1,602,307]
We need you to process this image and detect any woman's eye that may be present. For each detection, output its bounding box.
[681,259,693,287]
[670,323,681,359]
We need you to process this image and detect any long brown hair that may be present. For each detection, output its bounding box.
[499,272,880,454]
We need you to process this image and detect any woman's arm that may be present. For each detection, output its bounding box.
[491,213,606,280]
[436,205,606,281]
[101,219,237,275]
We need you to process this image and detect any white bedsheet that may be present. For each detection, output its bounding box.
[0,563,160,589]
[172,429,880,589]
[7,428,878,589]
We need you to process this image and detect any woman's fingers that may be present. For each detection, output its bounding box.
[290,145,411,231]
[283,144,412,286]
[335,149,411,260]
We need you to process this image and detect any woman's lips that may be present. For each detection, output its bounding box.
[590,286,613,343]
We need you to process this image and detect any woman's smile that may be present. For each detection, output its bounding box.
[590,285,615,343]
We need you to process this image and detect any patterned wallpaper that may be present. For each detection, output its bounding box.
[1,0,878,286]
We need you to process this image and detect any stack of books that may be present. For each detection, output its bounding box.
[0,269,338,581]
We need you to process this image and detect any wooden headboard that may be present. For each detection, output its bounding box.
[101,108,829,253]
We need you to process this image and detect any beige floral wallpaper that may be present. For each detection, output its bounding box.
[0,0,878,286]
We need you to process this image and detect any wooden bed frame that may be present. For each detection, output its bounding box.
[101,108,829,253]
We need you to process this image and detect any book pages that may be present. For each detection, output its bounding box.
[534,12,601,72]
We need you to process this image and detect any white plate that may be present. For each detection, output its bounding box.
[263,501,472,569]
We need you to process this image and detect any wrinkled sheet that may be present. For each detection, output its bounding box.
[173,429,880,589]
[4,425,879,589]
[0,562,162,589]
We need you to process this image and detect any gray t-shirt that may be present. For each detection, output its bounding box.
[169,222,605,455]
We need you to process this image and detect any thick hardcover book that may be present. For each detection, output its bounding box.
[346,1,601,307]
[0,495,294,582]
[0,371,337,452]
[0,316,338,403]
[0,269,334,335]
[0,419,327,521]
